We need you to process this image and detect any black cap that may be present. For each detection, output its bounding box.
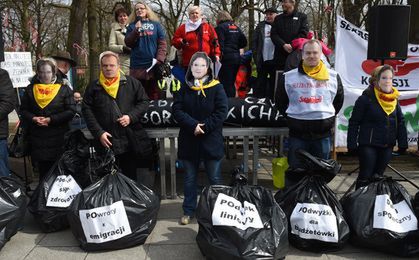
[264,7,278,14]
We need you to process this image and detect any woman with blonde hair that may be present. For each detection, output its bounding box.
[20,57,75,181]
[347,65,408,189]
[125,1,167,100]
[215,10,247,97]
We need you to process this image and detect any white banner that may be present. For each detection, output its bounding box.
[290,203,339,243]
[373,194,418,233]
[79,201,132,243]
[46,175,82,208]
[211,193,264,230]
[335,16,419,147]
[335,16,419,90]
[0,52,33,88]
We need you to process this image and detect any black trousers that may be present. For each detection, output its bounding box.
[37,160,55,182]
[115,152,138,181]
[254,62,277,100]
[218,63,240,98]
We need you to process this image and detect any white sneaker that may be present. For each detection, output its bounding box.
[180,215,191,225]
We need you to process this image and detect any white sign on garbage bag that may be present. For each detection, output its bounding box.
[291,203,339,243]
[46,175,82,208]
[212,193,264,230]
[373,194,418,233]
[79,201,132,243]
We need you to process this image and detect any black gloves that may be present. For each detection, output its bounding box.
[122,46,131,55]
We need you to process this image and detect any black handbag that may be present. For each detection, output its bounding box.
[8,124,29,158]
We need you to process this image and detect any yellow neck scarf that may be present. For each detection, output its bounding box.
[33,84,62,109]
[374,86,399,115]
[99,71,120,98]
[190,79,220,97]
[302,60,329,81]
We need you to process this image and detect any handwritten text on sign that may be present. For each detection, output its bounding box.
[79,201,132,243]
[291,203,339,243]
[212,193,263,230]
[46,175,82,208]
[373,194,418,233]
[0,52,33,88]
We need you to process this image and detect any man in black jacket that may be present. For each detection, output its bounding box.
[82,51,149,180]
[0,69,17,176]
[271,0,309,70]
[252,7,278,99]
[276,40,344,173]
[52,50,77,90]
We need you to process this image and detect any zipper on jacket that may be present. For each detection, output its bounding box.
[369,128,374,143]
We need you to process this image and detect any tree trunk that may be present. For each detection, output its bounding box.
[248,0,255,50]
[20,0,31,51]
[409,0,419,44]
[88,0,99,82]
[67,0,88,65]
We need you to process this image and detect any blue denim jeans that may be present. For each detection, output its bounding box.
[288,136,331,169]
[182,159,223,217]
[0,139,11,177]
[358,146,393,180]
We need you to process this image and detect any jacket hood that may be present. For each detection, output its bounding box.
[185,52,214,87]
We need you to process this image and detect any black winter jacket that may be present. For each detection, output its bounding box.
[0,69,17,139]
[82,74,149,155]
[252,21,276,70]
[271,10,309,68]
[173,70,228,161]
[215,21,247,65]
[276,62,344,140]
[347,86,408,150]
[20,79,75,161]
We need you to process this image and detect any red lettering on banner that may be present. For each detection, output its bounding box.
[299,96,323,103]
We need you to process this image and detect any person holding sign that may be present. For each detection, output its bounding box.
[276,39,344,180]
[82,51,150,181]
[0,69,17,176]
[347,65,408,189]
[20,58,75,181]
[173,52,228,225]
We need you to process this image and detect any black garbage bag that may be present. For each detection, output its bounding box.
[28,159,86,232]
[275,176,350,252]
[340,177,419,257]
[0,176,27,250]
[196,174,288,259]
[67,166,160,251]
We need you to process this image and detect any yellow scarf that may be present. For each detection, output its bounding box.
[302,60,329,81]
[190,79,220,97]
[99,71,120,98]
[374,86,399,115]
[33,84,62,109]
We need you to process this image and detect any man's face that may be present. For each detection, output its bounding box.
[74,92,82,103]
[189,9,201,22]
[191,57,208,79]
[265,12,277,23]
[57,60,71,74]
[282,0,295,13]
[302,43,322,67]
[101,56,120,78]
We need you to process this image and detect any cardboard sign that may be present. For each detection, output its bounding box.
[46,175,82,208]
[0,52,33,88]
[290,203,339,243]
[212,193,263,230]
[373,194,418,233]
[79,201,132,243]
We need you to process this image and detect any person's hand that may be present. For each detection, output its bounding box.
[39,117,51,126]
[194,123,205,136]
[33,116,47,126]
[117,115,131,127]
[122,46,131,54]
[283,43,293,53]
[100,132,112,148]
[135,20,142,31]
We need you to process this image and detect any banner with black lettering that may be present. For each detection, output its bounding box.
[335,16,419,90]
[79,201,132,243]
[46,175,82,208]
[340,177,419,257]
[275,176,350,252]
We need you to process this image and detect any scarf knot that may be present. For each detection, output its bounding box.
[33,83,62,109]
[99,71,121,98]
[374,86,399,115]
[302,60,329,81]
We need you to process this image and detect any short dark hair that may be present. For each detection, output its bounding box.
[114,7,129,22]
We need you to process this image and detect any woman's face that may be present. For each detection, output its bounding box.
[191,57,208,79]
[135,4,147,19]
[378,69,393,93]
[38,64,54,84]
[117,12,128,25]
[189,9,201,22]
